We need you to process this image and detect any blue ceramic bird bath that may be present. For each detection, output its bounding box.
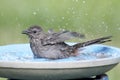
[0,43,120,80]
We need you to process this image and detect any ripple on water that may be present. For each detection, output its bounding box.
[0,43,120,62]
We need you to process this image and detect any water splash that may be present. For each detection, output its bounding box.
[76,0,78,2]
[0,43,120,62]
[51,18,55,22]
[83,1,86,3]
[62,17,65,20]
[85,13,88,16]
[72,11,75,14]
[118,27,120,30]
[65,23,68,26]
[116,24,120,26]
[33,12,37,15]
[102,21,105,24]
[105,26,108,32]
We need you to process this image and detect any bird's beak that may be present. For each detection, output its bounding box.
[22,30,30,34]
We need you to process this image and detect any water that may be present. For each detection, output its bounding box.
[0,43,120,62]
[83,1,86,3]
[33,12,37,15]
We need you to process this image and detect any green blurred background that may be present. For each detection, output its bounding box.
[0,0,120,80]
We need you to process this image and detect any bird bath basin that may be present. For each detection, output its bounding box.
[0,43,120,80]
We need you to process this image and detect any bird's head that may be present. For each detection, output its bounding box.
[22,25,43,38]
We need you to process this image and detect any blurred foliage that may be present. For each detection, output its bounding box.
[0,0,120,80]
[0,0,120,46]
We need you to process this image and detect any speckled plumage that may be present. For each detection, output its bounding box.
[22,25,112,59]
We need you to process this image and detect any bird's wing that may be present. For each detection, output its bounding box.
[42,30,85,45]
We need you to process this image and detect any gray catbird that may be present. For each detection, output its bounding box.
[22,25,112,59]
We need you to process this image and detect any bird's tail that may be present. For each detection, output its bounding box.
[72,36,112,49]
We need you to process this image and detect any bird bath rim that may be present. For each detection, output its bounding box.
[0,43,120,79]
[0,56,120,69]
[0,43,120,69]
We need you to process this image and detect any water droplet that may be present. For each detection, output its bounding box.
[65,23,68,25]
[72,11,75,14]
[118,27,120,30]
[45,8,48,11]
[83,1,86,3]
[51,19,54,22]
[62,27,65,31]
[116,24,120,26]
[68,8,71,10]
[66,11,70,14]
[62,17,65,19]
[33,12,37,15]
[102,21,105,24]
[85,13,88,16]
[105,26,108,32]
[91,35,95,38]
[68,18,71,21]
[17,24,21,27]
[73,0,78,2]
[76,0,78,2]
[15,17,18,21]
[36,8,40,11]
[71,7,74,10]
[99,25,102,27]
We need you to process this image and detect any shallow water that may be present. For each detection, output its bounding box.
[0,43,120,62]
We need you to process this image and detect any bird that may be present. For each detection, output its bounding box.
[22,25,112,59]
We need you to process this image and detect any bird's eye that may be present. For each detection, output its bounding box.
[33,31,37,33]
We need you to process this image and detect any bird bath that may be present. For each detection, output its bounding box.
[0,43,120,80]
